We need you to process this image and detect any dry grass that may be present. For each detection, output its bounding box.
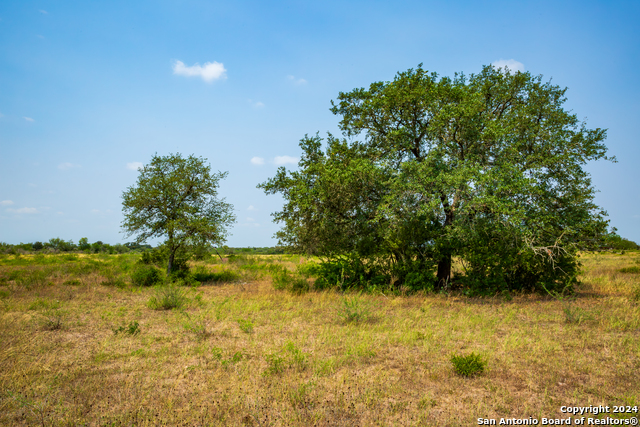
[0,252,638,426]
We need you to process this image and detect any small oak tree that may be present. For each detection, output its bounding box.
[260,65,613,293]
[122,153,235,275]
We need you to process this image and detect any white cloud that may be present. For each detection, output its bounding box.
[39,10,48,14]
[23,117,35,122]
[58,162,79,170]
[491,59,525,73]
[287,75,307,85]
[173,60,227,82]
[1,200,14,206]
[274,155,298,166]
[91,209,100,214]
[248,99,265,109]
[7,207,38,214]
[251,157,265,165]
[247,205,256,211]
[0,112,4,118]
[127,162,143,171]
[247,217,255,222]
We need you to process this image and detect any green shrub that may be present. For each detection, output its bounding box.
[401,270,436,292]
[16,269,51,288]
[99,275,127,288]
[271,268,290,291]
[290,275,310,294]
[147,285,186,310]
[312,255,387,291]
[131,265,164,287]
[140,246,192,280]
[619,266,640,274]
[140,249,164,265]
[450,352,486,377]
[192,267,240,283]
[272,268,310,294]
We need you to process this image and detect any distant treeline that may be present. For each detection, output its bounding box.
[221,246,286,255]
[0,238,151,254]
[0,238,286,256]
[604,233,640,251]
[2,237,633,255]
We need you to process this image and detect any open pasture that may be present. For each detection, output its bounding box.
[0,252,638,426]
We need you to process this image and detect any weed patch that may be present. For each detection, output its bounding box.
[237,318,254,334]
[264,342,308,376]
[147,285,187,310]
[113,321,141,336]
[40,309,64,331]
[337,295,370,324]
[220,351,244,368]
[450,352,486,377]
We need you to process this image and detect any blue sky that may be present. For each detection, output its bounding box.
[1,0,638,247]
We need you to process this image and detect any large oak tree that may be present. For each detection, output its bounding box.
[260,65,612,293]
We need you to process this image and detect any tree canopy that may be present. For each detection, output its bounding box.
[260,65,612,294]
[122,153,236,274]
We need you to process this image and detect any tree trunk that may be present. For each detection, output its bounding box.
[436,209,454,289]
[167,250,175,276]
[436,254,451,288]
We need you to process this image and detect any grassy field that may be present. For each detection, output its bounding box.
[0,251,639,426]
